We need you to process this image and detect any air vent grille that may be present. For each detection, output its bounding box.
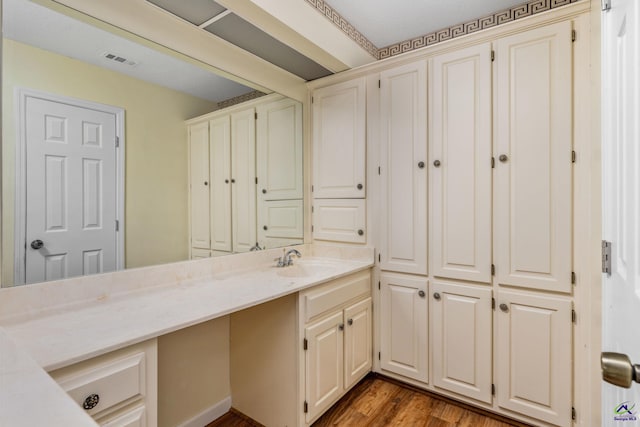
[102,52,138,67]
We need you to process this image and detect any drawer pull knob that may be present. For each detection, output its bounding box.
[418,290,426,298]
[82,394,100,410]
[348,319,353,326]
[418,161,425,169]
[357,183,363,190]
[357,229,364,236]
[499,154,508,163]
[433,292,441,300]
[499,303,509,313]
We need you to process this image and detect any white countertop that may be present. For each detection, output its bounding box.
[0,244,373,427]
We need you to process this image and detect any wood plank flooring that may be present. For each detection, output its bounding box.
[206,374,530,427]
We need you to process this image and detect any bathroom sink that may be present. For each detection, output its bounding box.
[276,259,342,278]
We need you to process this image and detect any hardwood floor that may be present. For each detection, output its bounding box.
[206,374,530,427]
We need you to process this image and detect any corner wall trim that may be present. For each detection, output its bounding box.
[177,396,232,427]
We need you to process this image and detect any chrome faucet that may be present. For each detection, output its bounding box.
[275,248,302,267]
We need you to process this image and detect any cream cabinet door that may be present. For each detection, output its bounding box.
[344,297,372,389]
[209,116,232,253]
[189,122,210,249]
[430,44,492,283]
[431,280,492,403]
[496,290,572,426]
[493,22,573,293]
[305,311,344,423]
[257,199,303,243]
[380,61,428,275]
[312,78,366,199]
[312,199,366,244]
[257,98,303,201]
[380,273,428,383]
[231,109,257,253]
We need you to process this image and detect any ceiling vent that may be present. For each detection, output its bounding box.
[102,52,138,67]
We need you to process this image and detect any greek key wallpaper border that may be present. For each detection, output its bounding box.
[305,0,582,61]
[217,90,267,109]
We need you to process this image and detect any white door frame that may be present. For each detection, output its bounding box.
[14,88,125,285]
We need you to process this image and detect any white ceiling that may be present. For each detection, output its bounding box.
[322,0,530,47]
[2,0,255,103]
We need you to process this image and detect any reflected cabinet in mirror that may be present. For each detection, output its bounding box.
[1,0,303,287]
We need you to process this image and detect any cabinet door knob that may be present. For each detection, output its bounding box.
[262,189,267,194]
[433,292,441,300]
[357,183,363,190]
[82,394,100,410]
[499,303,509,312]
[204,181,208,186]
[348,319,353,326]
[357,229,364,236]
[499,154,508,163]
[231,179,236,183]
[225,179,229,184]
[433,160,441,167]
[339,324,345,331]
[418,161,425,169]
[263,226,268,231]
[418,290,426,298]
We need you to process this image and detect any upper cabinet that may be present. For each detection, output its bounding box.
[379,61,428,275]
[312,78,366,199]
[493,21,573,293]
[429,43,492,284]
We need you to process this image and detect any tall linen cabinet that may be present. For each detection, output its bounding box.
[310,8,588,426]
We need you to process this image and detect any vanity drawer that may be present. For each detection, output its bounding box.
[302,270,370,322]
[50,339,157,426]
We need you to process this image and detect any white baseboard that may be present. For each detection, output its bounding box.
[177,396,232,427]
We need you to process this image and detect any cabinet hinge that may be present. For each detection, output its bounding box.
[378,281,381,290]
[602,240,612,275]
[378,351,381,361]
[254,112,257,120]
[304,400,308,413]
[378,166,381,175]
[311,205,314,213]
[115,136,120,148]
[571,271,576,285]
[492,298,496,310]
[491,157,495,168]
[303,338,308,350]
[491,264,495,276]
[572,150,577,163]
[115,220,119,232]
[311,225,314,232]
[378,80,381,89]
[572,407,577,420]
[255,177,258,184]
[602,0,611,11]
[378,253,381,263]
[491,50,495,62]
[572,309,577,324]
[311,96,314,103]
[492,384,496,395]
[572,30,577,42]
[311,185,314,192]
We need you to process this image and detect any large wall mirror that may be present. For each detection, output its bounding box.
[2,0,304,287]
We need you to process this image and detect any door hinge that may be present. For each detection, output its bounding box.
[311,206,314,213]
[255,177,258,185]
[311,96,314,104]
[378,80,381,89]
[572,309,577,324]
[491,264,495,276]
[115,220,119,232]
[378,166,381,175]
[572,30,577,42]
[378,281,381,290]
[254,112,257,120]
[378,351,381,361]
[115,136,120,148]
[492,298,496,310]
[378,253,381,263]
[602,240,612,275]
[491,50,495,62]
[492,384,496,395]
[311,185,314,192]
[602,0,611,11]
[491,157,495,168]
[303,338,308,350]
[572,150,576,163]
[571,271,576,285]
[311,225,314,232]
[572,407,577,420]
[304,400,308,413]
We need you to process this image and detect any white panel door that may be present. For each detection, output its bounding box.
[231,109,257,253]
[344,297,372,389]
[189,122,210,250]
[494,22,573,293]
[305,311,344,423]
[209,116,232,252]
[312,199,366,244]
[25,96,118,284]
[256,97,303,200]
[602,0,640,420]
[496,290,572,426]
[312,78,366,199]
[380,273,428,383]
[431,280,492,403]
[380,61,428,276]
[430,44,492,283]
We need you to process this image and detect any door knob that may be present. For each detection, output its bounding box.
[433,292,441,300]
[357,183,363,190]
[602,352,640,388]
[499,154,508,163]
[433,160,441,167]
[418,161,425,169]
[262,189,267,194]
[499,303,509,312]
[30,240,44,250]
[418,290,426,298]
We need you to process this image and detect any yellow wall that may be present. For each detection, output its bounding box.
[2,39,218,284]
[158,317,230,427]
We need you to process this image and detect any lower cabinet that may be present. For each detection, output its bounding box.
[302,270,372,424]
[379,272,428,383]
[50,339,157,427]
